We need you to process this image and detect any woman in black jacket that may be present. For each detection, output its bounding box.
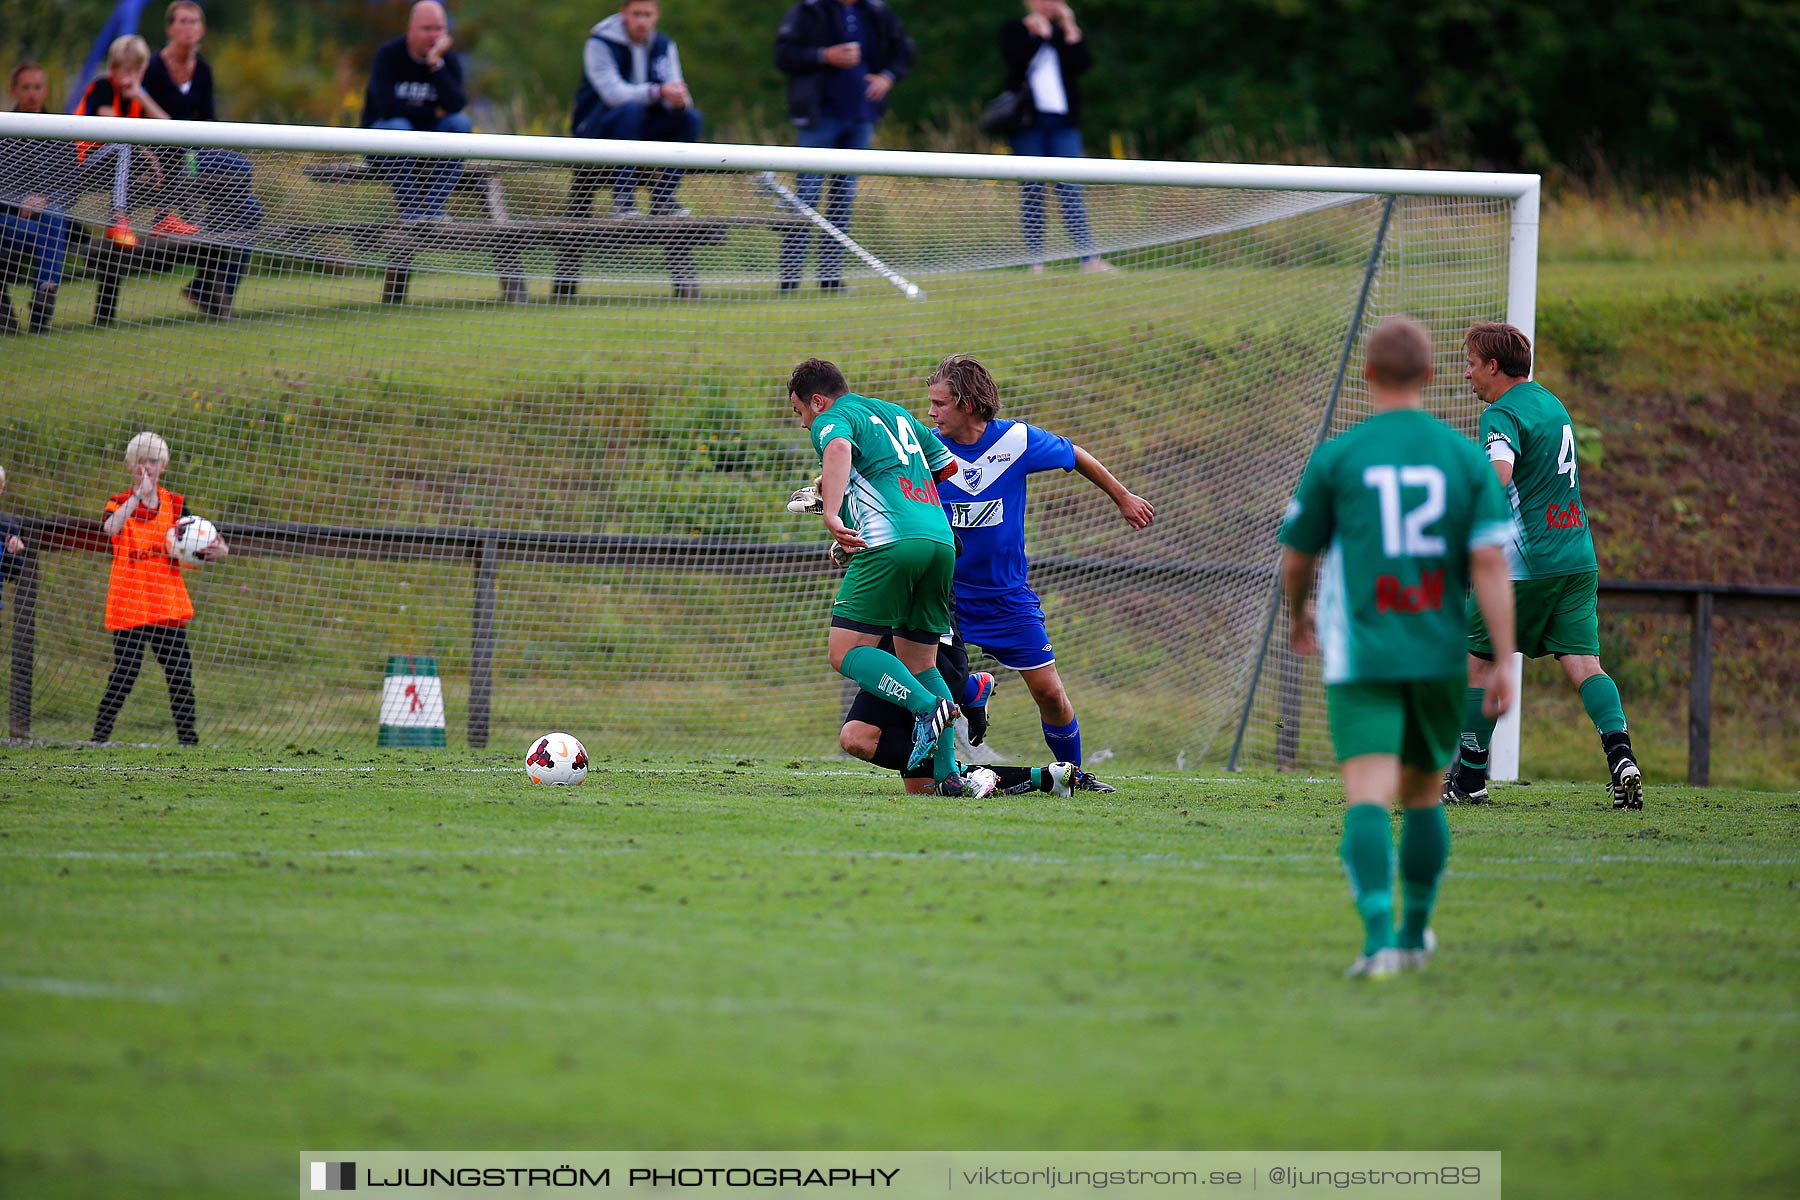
[142,1,263,318]
[1000,1,1109,272]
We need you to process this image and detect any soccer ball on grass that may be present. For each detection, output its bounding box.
[525,732,589,785]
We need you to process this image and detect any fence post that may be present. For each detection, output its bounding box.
[469,536,498,750]
[8,550,38,739]
[1276,645,1301,770]
[1688,590,1713,787]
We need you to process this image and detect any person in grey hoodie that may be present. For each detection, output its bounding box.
[568,0,702,216]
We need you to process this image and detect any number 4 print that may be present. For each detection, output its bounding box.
[1558,423,1577,488]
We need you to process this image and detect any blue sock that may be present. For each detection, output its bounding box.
[1042,716,1081,765]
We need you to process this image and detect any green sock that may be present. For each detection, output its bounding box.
[1579,673,1628,735]
[916,667,957,781]
[1398,806,1450,951]
[1460,687,1498,770]
[1340,804,1394,956]
[839,646,933,716]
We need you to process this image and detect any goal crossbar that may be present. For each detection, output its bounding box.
[0,113,1540,199]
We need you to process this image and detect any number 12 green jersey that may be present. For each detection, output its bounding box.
[809,392,955,549]
[1279,408,1513,684]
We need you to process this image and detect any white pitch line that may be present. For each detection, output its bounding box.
[0,846,638,861]
[4,971,1794,1028]
[3,844,1789,869]
[24,763,1193,782]
[0,975,189,1004]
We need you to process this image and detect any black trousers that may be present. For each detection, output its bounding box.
[94,624,198,745]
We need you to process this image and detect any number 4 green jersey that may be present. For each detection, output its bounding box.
[1279,408,1513,684]
[1480,380,1597,579]
[809,392,956,549]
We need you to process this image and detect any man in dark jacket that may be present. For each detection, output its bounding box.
[1,62,74,333]
[360,1,470,221]
[773,0,915,291]
[569,0,701,217]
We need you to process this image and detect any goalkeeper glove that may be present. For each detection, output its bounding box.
[786,475,825,516]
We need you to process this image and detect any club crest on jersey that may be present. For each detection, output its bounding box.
[962,465,983,488]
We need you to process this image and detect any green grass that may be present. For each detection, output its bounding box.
[1,752,1795,1198]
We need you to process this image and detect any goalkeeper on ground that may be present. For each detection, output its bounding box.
[789,479,1116,799]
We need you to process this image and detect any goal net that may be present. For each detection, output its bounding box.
[0,115,1535,767]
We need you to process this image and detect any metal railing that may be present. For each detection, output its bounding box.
[3,516,1249,751]
[6,515,1794,782]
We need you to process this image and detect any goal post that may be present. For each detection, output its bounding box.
[0,113,1537,768]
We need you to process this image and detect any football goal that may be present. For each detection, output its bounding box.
[0,112,1537,770]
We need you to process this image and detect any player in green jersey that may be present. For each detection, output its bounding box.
[1447,323,1643,810]
[1279,317,1517,979]
[788,358,967,790]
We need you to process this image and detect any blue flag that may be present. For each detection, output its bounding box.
[67,0,152,112]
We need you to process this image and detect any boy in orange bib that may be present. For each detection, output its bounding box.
[94,431,227,745]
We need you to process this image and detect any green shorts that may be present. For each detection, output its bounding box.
[1326,677,1465,770]
[1468,570,1601,659]
[832,538,955,639]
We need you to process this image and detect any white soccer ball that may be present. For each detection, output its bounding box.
[524,732,589,785]
[166,515,220,566]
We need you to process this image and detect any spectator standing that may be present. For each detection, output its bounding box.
[774,0,915,292]
[361,1,470,222]
[93,432,228,747]
[1001,1,1108,272]
[569,0,702,217]
[1,63,74,333]
[142,0,263,318]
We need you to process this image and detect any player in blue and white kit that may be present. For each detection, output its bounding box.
[926,354,1154,766]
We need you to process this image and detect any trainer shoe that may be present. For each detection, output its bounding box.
[1344,948,1403,980]
[104,218,139,248]
[1073,770,1117,794]
[1442,770,1489,805]
[1610,758,1644,810]
[1047,761,1118,796]
[1399,928,1438,972]
[180,282,230,320]
[151,212,200,237]
[932,772,969,797]
[907,696,956,771]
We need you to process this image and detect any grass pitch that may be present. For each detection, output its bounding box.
[1,750,1795,1199]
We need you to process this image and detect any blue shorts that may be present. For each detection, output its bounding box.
[958,599,1055,671]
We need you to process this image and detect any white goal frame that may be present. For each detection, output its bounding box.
[0,113,1537,776]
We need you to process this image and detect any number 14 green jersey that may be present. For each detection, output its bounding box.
[809,392,956,549]
[1279,408,1512,684]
